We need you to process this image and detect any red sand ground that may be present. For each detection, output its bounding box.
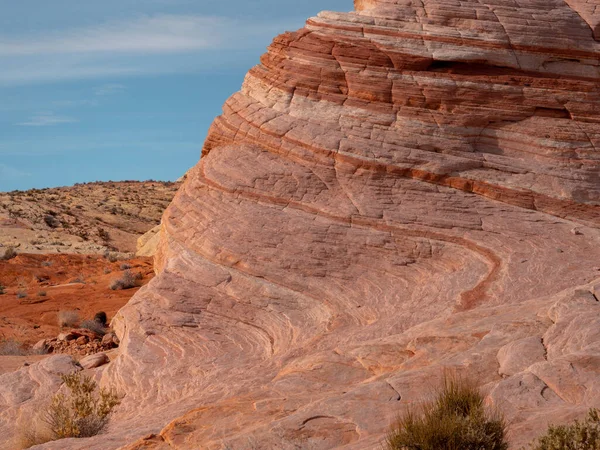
[0,253,153,348]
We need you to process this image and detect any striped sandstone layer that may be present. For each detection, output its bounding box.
[6,1,600,449]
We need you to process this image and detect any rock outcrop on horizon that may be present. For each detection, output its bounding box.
[4,1,600,449]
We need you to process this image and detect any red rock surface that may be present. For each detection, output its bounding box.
[0,254,153,348]
[4,1,600,449]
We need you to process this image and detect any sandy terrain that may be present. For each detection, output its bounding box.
[0,180,179,256]
[0,253,154,350]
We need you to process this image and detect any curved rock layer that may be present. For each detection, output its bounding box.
[10,1,600,449]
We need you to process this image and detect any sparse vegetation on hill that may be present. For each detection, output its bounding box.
[46,373,120,439]
[57,310,80,328]
[80,319,107,336]
[0,180,180,255]
[0,339,29,356]
[386,376,508,450]
[20,372,120,447]
[1,246,17,260]
[0,253,153,349]
[109,269,141,290]
[525,409,600,450]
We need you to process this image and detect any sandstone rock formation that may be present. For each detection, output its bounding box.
[4,0,600,449]
[136,224,162,257]
[80,352,110,370]
[0,355,81,444]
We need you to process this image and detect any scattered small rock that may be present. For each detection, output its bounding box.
[32,339,49,354]
[42,327,119,357]
[101,332,120,348]
[80,352,109,369]
[58,332,76,342]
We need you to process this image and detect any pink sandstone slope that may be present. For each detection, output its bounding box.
[4,0,600,449]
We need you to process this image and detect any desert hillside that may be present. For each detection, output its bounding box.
[0,253,154,352]
[0,180,180,256]
[2,1,600,449]
[0,181,175,408]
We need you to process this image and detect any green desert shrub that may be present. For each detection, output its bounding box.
[526,409,600,450]
[103,251,119,263]
[57,310,79,328]
[109,270,140,290]
[386,376,508,450]
[44,372,120,439]
[0,339,28,356]
[97,227,110,241]
[93,311,108,327]
[80,320,106,336]
[1,246,17,260]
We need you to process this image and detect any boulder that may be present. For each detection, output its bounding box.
[136,224,161,257]
[79,352,109,369]
[57,332,76,342]
[101,332,119,348]
[497,336,547,377]
[0,355,80,448]
[31,339,49,354]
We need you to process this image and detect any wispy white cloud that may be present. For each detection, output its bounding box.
[52,99,99,108]
[17,111,78,126]
[0,14,300,85]
[95,83,126,96]
[0,164,31,179]
[0,15,283,56]
[0,62,139,86]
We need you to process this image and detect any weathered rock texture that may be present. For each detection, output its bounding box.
[5,1,600,449]
[136,224,162,257]
[1,355,81,446]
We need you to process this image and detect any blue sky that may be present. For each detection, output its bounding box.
[0,0,351,191]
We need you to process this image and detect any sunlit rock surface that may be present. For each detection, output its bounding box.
[14,0,600,449]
